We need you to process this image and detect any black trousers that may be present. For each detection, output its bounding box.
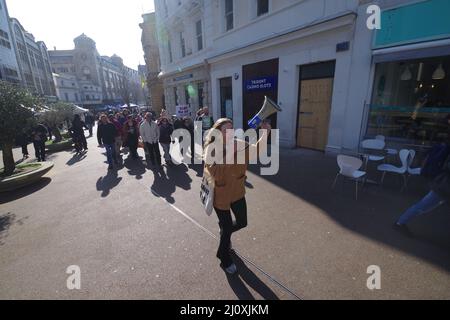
[214,197,247,267]
[145,142,161,166]
[128,135,139,158]
[33,141,46,161]
[21,144,29,156]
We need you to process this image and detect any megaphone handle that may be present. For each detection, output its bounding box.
[248,115,262,129]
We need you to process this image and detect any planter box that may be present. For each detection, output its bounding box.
[46,139,73,152]
[0,162,54,192]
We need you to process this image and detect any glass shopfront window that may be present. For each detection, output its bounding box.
[367,55,450,145]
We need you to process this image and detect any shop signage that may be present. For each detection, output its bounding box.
[173,74,193,82]
[245,76,277,92]
[373,0,450,49]
[336,41,350,52]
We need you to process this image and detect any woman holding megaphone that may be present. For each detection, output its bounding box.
[203,118,271,274]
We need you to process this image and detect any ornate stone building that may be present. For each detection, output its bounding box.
[49,34,145,108]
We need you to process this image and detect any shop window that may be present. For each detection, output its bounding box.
[367,55,450,145]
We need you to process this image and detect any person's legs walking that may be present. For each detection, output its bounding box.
[115,137,122,159]
[147,142,156,165]
[104,144,115,169]
[230,197,248,233]
[161,143,171,164]
[81,134,88,150]
[397,191,445,225]
[215,208,234,268]
[154,143,162,166]
[33,141,41,161]
[39,141,46,161]
[22,144,29,158]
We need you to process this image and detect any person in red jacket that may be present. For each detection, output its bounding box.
[108,114,123,161]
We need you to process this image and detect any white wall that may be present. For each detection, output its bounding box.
[210,15,357,148]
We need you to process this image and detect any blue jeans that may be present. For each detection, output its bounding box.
[104,143,116,166]
[397,191,446,225]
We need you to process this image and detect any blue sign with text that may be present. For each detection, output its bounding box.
[245,76,277,92]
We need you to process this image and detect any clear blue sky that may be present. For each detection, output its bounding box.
[7,0,155,70]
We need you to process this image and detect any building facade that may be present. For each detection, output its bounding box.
[9,18,56,99]
[154,0,212,117]
[140,12,164,112]
[154,0,449,152]
[1,0,55,98]
[52,72,82,104]
[0,0,20,84]
[49,34,145,108]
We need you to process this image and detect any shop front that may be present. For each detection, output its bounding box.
[365,0,450,149]
[161,66,210,117]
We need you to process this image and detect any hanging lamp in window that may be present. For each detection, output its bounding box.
[432,63,446,80]
[401,65,412,81]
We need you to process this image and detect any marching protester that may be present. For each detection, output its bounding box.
[197,107,214,135]
[203,118,271,274]
[31,122,48,162]
[15,130,30,160]
[70,114,88,151]
[85,112,95,137]
[158,115,174,166]
[140,112,161,168]
[97,114,118,170]
[109,114,123,160]
[183,116,196,164]
[123,115,140,160]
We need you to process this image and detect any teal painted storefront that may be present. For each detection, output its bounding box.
[374,0,450,49]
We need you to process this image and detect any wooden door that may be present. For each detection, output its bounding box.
[297,78,333,150]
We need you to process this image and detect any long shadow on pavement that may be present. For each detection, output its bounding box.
[166,163,192,191]
[0,212,29,246]
[123,156,146,180]
[96,170,122,197]
[224,253,280,300]
[66,150,88,166]
[150,168,176,203]
[248,149,450,271]
[0,177,52,205]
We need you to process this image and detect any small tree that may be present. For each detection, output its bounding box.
[0,81,39,176]
[39,102,74,142]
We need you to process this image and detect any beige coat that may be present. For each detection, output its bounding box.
[204,135,267,210]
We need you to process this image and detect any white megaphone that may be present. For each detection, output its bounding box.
[248,96,282,129]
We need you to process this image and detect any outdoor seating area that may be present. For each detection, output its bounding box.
[335,138,434,199]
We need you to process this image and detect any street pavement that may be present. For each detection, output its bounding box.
[0,131,449,299]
